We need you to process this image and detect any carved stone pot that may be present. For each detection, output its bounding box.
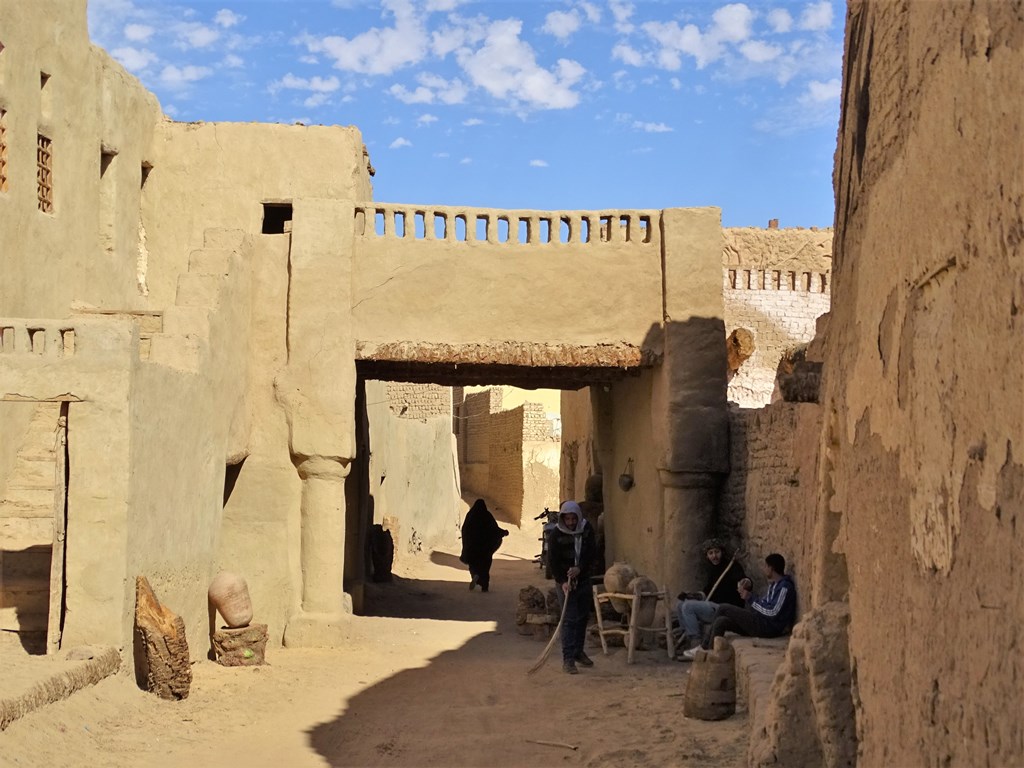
[208,571,253,628]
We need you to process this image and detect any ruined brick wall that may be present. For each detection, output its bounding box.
[459,389,500,494]
[720,402,821,599]
[486,408,524,525]
[384,382,451,420]
[791,2,1023,765]
[723,228,832,407]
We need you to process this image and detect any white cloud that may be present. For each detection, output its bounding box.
[390,72,467,104]
[800,1,834,31]
[301,0,428,75]
[299,54,319,65]
[223,54,244,68]
[529,159,548,167]
[740,40,783,63]
[459,157,472,164]
[390,137,412,148]
[112,46,157,71]
[383,116,401,125]
[612,43,645,67]
[272,73,341,93]
[175,22,220,49]
[609,1,635,34]
[425,0,467,10]
[579,2,601,23]
[159,64,213,88]
[801,77,841,103]
[669,77,682,90]
[434,151,450,158]
[633,121,672,133]
[214,9,243,28]
[455,19,586,109]
[543,10,581,41]
[431,16,488,58]
[641,3,755,70]
[304,93,331,108]
[417,113,439,125]
[124,24,154,42]
[767,8,793,33]
[462,117,483,126]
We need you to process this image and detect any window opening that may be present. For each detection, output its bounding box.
[497,217,509,243]
[518,219,529,244]
[559,217,571,243]
[261,202,292,234]
[36,134,53,213]
[394,211,406,238]
[639,215,652,243]
[581,217,591,243]
[620,215,631,241]
[475,215,488,241]
[539,218,550,243]
[0,109,7,193]
[100,149,117,255]
[140,162,152,188]
[455,214,467,241]
[414,211,426,239]
[434,213,447,239]
[374,210,386,236]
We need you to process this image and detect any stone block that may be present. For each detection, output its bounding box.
[212,623,269,666]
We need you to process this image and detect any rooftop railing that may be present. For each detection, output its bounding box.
[354,203,660,246]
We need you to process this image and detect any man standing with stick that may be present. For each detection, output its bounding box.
[548,501,597,674]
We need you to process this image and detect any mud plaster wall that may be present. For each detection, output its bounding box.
[559,388,596,505]
[722,228,832,407]
[366,380,461,561]
[0,0,162,320]
[384,382,451,420]
[825,1,1023,764]
[719,403,821,601]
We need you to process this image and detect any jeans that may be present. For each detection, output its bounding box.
[677,599,719,639]
[705,603,777,648]
[556,581,593,662]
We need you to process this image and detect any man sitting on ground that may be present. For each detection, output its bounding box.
[675,538,746,652]
[683,552,796,659]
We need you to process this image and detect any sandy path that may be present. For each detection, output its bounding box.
[1,525,747,767]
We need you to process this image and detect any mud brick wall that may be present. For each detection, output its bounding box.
[385,382,451,420]
[720,402,821,599]
[486,408,525,524]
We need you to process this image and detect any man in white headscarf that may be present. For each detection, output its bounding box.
[547,500,597,674]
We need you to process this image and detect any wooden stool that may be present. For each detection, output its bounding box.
[593,581,675,663]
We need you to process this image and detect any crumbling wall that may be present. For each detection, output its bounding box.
[384,382,451,420]
[817,1,1024,764]
[722,227,832,407]
[720,402,821,594]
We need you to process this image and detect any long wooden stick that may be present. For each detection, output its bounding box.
[525,739,579,751]
[704,551,742,603]
[526,585,571,675]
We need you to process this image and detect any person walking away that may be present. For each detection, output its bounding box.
[547,500,597,674]
[459,499,508,593]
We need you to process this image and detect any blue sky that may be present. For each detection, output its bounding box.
[88,0,844,227]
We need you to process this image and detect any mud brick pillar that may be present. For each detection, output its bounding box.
[278,199,358,647]
[656,208,730,593]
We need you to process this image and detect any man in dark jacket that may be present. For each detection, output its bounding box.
[675,538,747,650]
[683,552,797,658]
[459,499,508,592]
[547,500,596,674]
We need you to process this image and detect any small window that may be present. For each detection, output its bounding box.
[140,162,152,188]
[37,133,53,213]
[0,109,7,193]
[40,72,52,118]
[261,202,292,234]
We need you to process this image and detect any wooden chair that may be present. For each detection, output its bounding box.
[592,580,675,663]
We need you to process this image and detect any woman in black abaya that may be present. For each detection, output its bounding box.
[459,499,508,592]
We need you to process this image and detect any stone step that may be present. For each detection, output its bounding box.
[188,248,233,275]
[0,488,54,510]
[0,499,55,519]
[176,273,225,308]
[147,334,202,372]
[0,516,54,547]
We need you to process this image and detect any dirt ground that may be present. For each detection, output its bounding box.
[0,523,747,767]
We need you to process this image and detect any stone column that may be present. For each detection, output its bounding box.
[278,198,358,647]
[656,208,730,592]
[296,456,350,614]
